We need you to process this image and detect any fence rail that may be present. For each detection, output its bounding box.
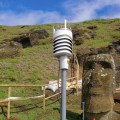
[116,88,120,92]
[0,77,78,119]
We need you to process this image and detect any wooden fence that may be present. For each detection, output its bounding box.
[0,77,78,119]
[1,76,119,119]
[116,88,120,92]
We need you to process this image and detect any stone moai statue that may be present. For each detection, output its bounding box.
[82,54,120,120]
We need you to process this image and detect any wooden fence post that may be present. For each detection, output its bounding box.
[7,87,11,119]
[76,60,79,96]
[43,86,45,111]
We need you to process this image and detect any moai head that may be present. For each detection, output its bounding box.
[82,54,116,113]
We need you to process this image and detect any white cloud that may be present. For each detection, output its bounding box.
[63,0,120,22]
[0,0,120,25]
[0,10,64,26]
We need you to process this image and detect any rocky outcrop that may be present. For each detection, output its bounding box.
[13,29,49,48]
[0,29,49,58]
[72,27,96,45]
[0,41,22,59]
[111,40,120,87]
[76,46,120,120]
[29,29,49,46]
[76,45,120,86]
[87,25,97,30]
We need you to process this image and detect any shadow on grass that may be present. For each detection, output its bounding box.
[0,99,59,118]
[0,103,42,119]
[0,106,7,117]
[0,90,75,119]
[53,108,80,120]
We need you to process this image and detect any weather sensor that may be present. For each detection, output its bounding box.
[53,20,73,120]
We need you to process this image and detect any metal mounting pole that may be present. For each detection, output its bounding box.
[61,69,67,120]
[82,102,85,120]
[58,59,61,101]
[53,20,73,120]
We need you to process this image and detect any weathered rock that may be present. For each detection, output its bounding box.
[87,26,97,30]
[72,27,95,45]
[115,78,120,87]
[81,54,120,120]
[29,29,49,46]
[13,35,31,48]
[0,27,6,32]
[0,41,22,59]
[111,40,120,87]
[112,40,120,53]
[115,27,120,31]
[30,29,49,39]
[114,92,120,104]
[82,54,115,113]
[0,29,49,59]
[13,29,49,48]
[77,45,120,86]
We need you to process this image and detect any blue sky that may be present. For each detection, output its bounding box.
[0,0,120,26]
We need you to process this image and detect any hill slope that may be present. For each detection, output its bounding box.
[0,18,120,120]
[0,18,120,84]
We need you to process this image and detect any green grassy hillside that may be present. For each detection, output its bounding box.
[0,18,120,84]
[0,18,120,120]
